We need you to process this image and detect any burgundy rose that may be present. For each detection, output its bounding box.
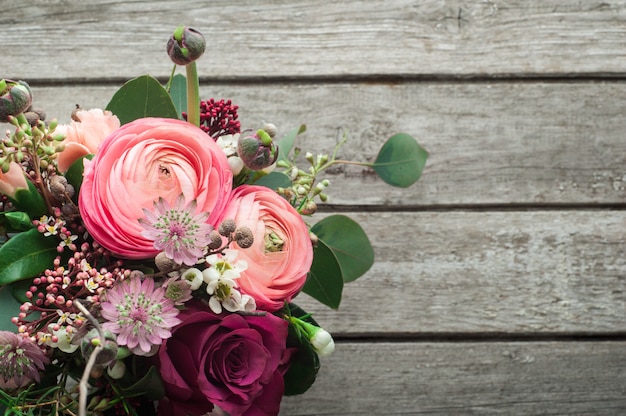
[157,301,289,416]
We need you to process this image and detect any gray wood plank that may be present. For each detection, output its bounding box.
[280,341,626,415]
[30,81,626,206]
[293,210,626,335]
[3,0,626,80]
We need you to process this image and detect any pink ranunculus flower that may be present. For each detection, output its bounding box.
[156,300,289,416]
[79,117,233,260]
[55,108,120,172]
[219,185,313,311]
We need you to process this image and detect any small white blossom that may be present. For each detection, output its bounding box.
[181,267,204,290]
[311,328,335,356]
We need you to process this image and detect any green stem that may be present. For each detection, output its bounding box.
[164,64,177,93]
[185,62,200,127]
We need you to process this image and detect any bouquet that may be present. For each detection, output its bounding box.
[0,26,427,415]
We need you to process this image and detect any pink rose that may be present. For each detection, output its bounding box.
[157,301,289,416]
[220,185,313,311]
[56,109,120,172]
[79,117,232,259]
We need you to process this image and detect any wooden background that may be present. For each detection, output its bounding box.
[3,0,626,414]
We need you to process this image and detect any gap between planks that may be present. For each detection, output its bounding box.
[21,73,626,87]
[332,332,626,343]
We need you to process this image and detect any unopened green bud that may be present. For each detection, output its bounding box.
[0,80,32,123]
[167,26,206,65]
[237,131,279,171]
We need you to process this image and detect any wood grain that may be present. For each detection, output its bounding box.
[280,341,626,415]
[295,210,626,335]
[3,0,626,80]
[30,81,626,206]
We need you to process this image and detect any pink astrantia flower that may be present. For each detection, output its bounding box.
[101,275,181,356]
[139,195,213,266]
[0,331,49,390]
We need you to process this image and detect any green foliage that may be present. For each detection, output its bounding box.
[303,239,343,309]
[282,304,320,396]
[0,228,58,285]
[373,133,428,188]
[0,285,21,332]
[253,171,292,190]
[64,154,94,202]
[2,211,32,231]
[276,124,306,162]
[9,180,47,219]
[106,75,179,125]
[311,214,374,282]
[169,74,187,119]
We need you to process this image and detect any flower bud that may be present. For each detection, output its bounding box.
[310,328,335,356]
[234,226,254,249]
[218,218,237,236]
[0,80,32,122]
[166,26,206,65]
[237,129,279,171]
[81,329,118,366]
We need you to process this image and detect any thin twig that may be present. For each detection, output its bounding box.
[73,300,105,416]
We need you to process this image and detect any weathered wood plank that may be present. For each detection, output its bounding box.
[30,81,626,206]
[280,341,626,415]
[294,210,626,335]
[4,0,626,80]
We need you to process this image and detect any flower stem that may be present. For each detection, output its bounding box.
[185,62,200,127]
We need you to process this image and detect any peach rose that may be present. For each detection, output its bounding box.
[219,185,313,311]
[79,117,233,259]
[55,109,120,172]
[0,161,27,198]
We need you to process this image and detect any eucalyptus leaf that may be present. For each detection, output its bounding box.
[373,133,428,188]
[169,73,187,119]
[276,125,306,162]
[253,171,291,190]
[0,228,59,285]
[311,214,374,282]
[303,239,343,309]
[106,75,179,125]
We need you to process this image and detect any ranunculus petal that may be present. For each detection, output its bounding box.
[79,117,232,259]
[218,185,313,311]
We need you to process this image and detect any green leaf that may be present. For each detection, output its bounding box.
[283,303,320,395]
[303,239,343,309]
[105,75,179,125]
[120,365,165,400]
[311,214,374,283]
[0,228,58,285]
[2,211,32,231]
[64,154,94,202]
[169,74,187,119]
[253,171,291,190]
[373,133,428,188]
[10,179,47,219]
[0,285,22,332]
[276,125,306,162]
